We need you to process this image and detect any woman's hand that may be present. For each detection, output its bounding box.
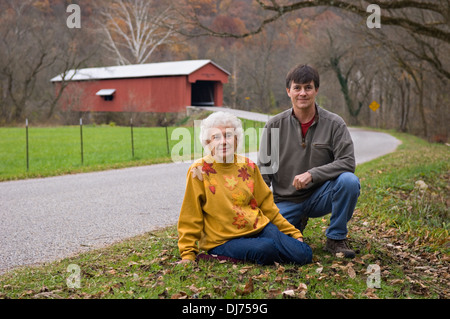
[176,259,196,265]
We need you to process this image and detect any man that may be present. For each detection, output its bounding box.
[258,64,360,258]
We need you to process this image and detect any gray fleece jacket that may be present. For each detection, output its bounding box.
[257,104,356,203]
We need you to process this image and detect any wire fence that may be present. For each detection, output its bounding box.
[14,117,265,175]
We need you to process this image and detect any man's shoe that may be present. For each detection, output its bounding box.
[325,238,355,259]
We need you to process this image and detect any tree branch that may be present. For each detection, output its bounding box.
[178,0,449,43]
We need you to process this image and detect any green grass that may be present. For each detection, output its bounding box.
[354,132,449,251]
[0,130,448,300]
[0,121,263,181]
[0,125,175,180]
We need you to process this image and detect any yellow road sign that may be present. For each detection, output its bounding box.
[369,101,380,111]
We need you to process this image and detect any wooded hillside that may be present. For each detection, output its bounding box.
[0,0,448,142]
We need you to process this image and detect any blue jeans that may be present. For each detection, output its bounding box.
[276,172,360,240]
[209,223,312,265]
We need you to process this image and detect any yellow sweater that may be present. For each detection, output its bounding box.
[177,154,302,261]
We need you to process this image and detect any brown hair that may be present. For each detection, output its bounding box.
[285,64,320,89]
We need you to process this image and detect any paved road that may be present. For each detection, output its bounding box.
[0,121,401,274]
[350,128,401,165]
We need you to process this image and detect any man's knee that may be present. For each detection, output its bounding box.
[337,172,360,196]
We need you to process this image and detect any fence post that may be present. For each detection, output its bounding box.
[165,126,170,155]
[25,118,29,172]
[80,118,84,165]
[130,118,135,158]
[192,122,195,157]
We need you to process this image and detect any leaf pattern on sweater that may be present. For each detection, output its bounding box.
[249,198,258,210]
[232,212,248,229]
[232,191,247,206]
[246,158,256,169]
[237,167,251,181]
[246,179,254,194]
[191,165,203,181]
[202,161,217,176]
[224,175,238,191]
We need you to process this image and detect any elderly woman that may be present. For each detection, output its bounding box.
[177,111,312,265]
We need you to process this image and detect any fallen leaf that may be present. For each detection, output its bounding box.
[239,266,253,274]
[334,289,354,299]
[171,291,187,299]
[331,261,343,269]
[252,271,269,280]
[158,288,169,299]
[297,290,307,299]
[243,278,254,294]
[297,283,307,291]
[32,291,63,299]
[389,279,404,285]
[347,266,356,279]
[297,283,308,298]
[188,284,199,294]
[159,249,169,256]
[276,264,285,274]
[361,254,374,260]
[353,257,365,265]
[275,276,289,283]
[268,288,282,299]
[282,289,296,298]
[236,278,254,295]
[363,288,379,299]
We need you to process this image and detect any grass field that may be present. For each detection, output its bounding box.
[0,130,448,300]
[0,120,263,181]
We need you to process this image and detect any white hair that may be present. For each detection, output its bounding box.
[199,111,244,152]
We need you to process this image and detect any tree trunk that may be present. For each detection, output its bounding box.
[329,56,363,124]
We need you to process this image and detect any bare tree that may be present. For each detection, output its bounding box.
[0,0,57,122]
[46,40,98,120]
[0,1,99,123]
[100,0,177,65]
[362,16,449,137]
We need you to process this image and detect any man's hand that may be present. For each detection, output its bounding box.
[292,172,312,190]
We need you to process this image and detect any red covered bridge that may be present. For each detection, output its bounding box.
[50,60,230,113]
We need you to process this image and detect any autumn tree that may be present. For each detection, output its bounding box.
[0,0,99,124]
[0,0,56,122]
[175,0,449,140]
